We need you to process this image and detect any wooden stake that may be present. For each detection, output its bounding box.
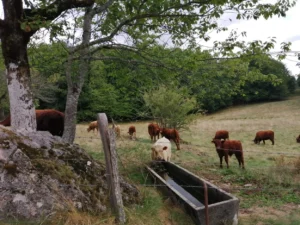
[97,113,126,224]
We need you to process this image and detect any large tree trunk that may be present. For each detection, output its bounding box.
[0,1,36,132]
[0,0,95,134]
[4,63,36,132]
[62,6,93,143]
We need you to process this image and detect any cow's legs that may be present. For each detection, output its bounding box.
[241,155,245,169]
[219,156,223,168]
[225,154,229,168]
[235,154,241,167]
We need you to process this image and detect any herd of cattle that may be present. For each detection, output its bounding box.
[86,121,278,169]
[150,128,276,169]
[0,110,293,170]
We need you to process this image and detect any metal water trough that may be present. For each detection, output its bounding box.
[146,161,239,225]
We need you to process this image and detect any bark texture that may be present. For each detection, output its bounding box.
[63,6,93,143]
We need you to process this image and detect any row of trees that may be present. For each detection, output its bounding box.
[0,43,297,129]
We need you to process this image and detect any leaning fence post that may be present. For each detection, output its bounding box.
[97,113,126,224]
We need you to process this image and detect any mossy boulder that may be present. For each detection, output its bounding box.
[0,126,140,221]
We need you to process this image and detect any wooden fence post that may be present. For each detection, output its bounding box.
[97,113,126,224]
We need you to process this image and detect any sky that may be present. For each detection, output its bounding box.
[199,1,300,76]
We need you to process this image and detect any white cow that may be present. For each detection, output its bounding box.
[151,137,172,162]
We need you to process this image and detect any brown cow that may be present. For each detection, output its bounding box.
[213,130,229,140]
[297,135,300,143]
[253,130,274,145]
[212,139,245,169]
[160,128,180,150]
[148,123,160,142]
[87,121,98,133]
[0,109,64,136]
[128,125,136,140]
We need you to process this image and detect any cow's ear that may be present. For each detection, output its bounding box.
[163,146,168,150]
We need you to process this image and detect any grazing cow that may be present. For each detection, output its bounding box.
[213,130,229,140]
[114,125,121,137]
[148,123,160,142]
[212,139,245,169]
[151,137,172,162]
[0,109,64,136]
[87,121,98,134]
[297,135,300,143]
[160,128,180,150]
[128,125,136,140]
[253,130,274,145]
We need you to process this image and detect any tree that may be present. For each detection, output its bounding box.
[0,0,296,137]
[0,0,94,132]
[296,75,300,87]
[143,85,196,129]
[57,0,296,143]
[237,55,294,102]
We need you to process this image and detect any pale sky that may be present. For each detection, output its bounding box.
[199,1,300,76]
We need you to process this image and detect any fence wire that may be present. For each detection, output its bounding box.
[2,133,299,194]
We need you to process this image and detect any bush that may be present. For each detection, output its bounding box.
[143,85,197,129]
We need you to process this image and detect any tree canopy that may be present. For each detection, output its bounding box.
[0,0,297,136]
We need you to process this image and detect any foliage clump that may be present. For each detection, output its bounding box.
[143,85,197,129]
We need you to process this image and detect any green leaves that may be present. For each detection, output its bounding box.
[143,85,197,129]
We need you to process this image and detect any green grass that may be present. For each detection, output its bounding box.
[72,95,300,224]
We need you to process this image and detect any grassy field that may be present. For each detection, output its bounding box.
[71,94,300,225]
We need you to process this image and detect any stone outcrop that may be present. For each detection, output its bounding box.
[0,126,139,221]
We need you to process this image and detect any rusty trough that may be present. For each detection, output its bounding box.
[146,161,239,225]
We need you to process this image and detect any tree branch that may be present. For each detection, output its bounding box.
[91,0,115,16]
[24,0,95,21]
[72,1,217,53]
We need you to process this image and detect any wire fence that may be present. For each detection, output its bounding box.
[2,132,300,194]
[75,134,300,157]
[73,134,300,175]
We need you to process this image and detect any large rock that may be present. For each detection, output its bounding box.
[0,126,139,221]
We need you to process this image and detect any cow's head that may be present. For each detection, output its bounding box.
[296,135,300,143]
[212,139,225,149]
[154,126,160,133]
[152,146,168,161]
